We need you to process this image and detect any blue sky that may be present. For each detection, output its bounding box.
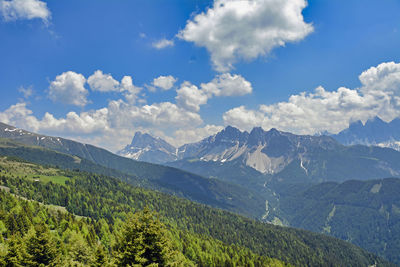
[1,0,400,151]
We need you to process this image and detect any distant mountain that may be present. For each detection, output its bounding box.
[117,131,177,164]
[175,126,338,174]
[117,125,400,193]
[267,177,400,264]
[167,126,400,185]
[0,122,266,218]
[332,116,400,150]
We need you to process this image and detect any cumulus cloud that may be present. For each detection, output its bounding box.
[1,72,252,151]
[359,61,400,93]
[49,71,88,107]
[120,76,142,104]
[176,73,252,112]
[201,73,252,96]
[0,102,35,127]
[0,0,50,22]
[152,75,177,90]
[88,70,120,92]
[152,38,174,49]
[0,98,204,151]
[178,0,313,71]
[172,124,224,146]
[175,82,208,112]
[86,70,142,103]
[223,62,400,134]
[0,102,109,135]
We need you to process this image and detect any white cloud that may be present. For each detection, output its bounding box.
[359,61,400,94]
[107,100,203,129]
[201,73,252,97]
[175,82,208,112]
[175,73,252,112]
[223,105,265,130]
[0,98,204,151]
[49,71,88,107]
[120,76,142,104]
[223,62,400,134]
[152,75,177,90]
[178,0,313,71]
[152,38,174,49]
[0,102,35,127]
[88,70,120,92]
[172,124,224,146]
[18,86,33,99]
[0,0,50,22]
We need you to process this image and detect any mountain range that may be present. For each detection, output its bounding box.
[331,116,400,150]
[0,122,265,218]
[3,121,400,264]
[119,125,400,184]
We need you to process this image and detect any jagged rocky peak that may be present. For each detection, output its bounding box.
[130,131,153,146]
[219,125,241,136]
[247,127,265,145]
[348,120,364,131]
[214,126,248,144]
[247,127,285,146]
[117,131,177,164]
[365,116,385,125]
[332,116,400,149]
[129,131,174,150]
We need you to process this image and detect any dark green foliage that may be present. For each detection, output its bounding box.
[272,145,400,184]
[25,223,58,266]
[0,190,286,267]
[114,208,175,266]
[270,178,400,264]
[0,158,391,266]
[4,236,23,267]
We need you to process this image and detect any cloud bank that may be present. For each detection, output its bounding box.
[1,71,251,151]
[224,62,400,134]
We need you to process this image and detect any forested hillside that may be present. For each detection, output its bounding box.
[0,190,287,266]
[268,178,400,264]
[0,156,391,266]
[0,137,265,218]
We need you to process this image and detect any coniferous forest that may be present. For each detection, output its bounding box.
[0,155,392,266]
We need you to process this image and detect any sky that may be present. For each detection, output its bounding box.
[1,0,400,152]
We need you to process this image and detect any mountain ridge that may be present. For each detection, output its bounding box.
[331,116,400,150]
[0,122,266,218]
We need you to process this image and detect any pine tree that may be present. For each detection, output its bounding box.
[4,235,23,267]
[66,230,93,265]
[114,208,175,266]
[25,223,58,266]
[93,243,108,267]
